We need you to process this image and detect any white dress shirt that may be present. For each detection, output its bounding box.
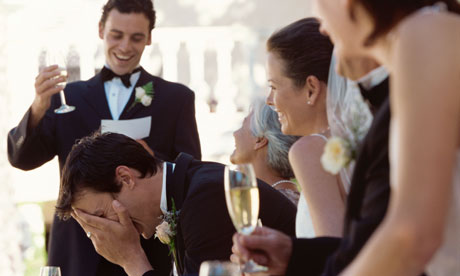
[160,162,175,215]
[103,66,141,120]
[357,66,389,90]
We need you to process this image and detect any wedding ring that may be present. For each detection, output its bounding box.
[86,231,92,239]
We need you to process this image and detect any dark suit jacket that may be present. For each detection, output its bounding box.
[143,153,296,276]
[286,78,391,276]
[7,68,201,276]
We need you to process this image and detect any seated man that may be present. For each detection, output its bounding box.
[56,132,296,276]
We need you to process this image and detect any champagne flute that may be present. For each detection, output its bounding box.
[199,261,240,276]
[39,266,61,276]
[224,163,268,273]
[46,48,75,114]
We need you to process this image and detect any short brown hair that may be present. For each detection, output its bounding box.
[55,132,162,220]
[99,0,156,32]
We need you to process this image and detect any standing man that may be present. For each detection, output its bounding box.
[7,0,201,275]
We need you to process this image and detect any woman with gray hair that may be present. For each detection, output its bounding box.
[230,98,300,205]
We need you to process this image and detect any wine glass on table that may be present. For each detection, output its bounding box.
[224,163,268,273]
[39,266,61,276]
[45,47,75,114]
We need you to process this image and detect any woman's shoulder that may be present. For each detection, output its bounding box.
[397,10,460,49]
[393,11,460,77]
[289,135,328,166]
[290,135,327,154]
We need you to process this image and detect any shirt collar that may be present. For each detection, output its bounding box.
[357,66,389,90]
[160,162,175,215]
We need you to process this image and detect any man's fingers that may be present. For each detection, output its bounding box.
[230,253,242,265]
[232,233,250,261]
[36,76,66,95]
[112,200,133,227]
[72,212,100,238]
[35,68,63,87]
[73,208,112,230]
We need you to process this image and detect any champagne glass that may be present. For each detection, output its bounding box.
[39,266,61,276]
[199,261,240,276]
[224,163,268,273]
[46,48,75,114]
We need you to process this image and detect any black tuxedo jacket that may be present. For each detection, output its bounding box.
[144,153,297,276]
[7,68,201,276]
[286,78,391,276]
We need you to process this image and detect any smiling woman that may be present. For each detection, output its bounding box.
[264,18,346,238]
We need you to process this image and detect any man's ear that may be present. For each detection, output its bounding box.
[305,75,323,105]
[98,22,104,39]
[254,137,268,151]
[146,33,152,46]
[115,166,135,189]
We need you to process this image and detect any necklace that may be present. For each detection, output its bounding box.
[272,179,295,188]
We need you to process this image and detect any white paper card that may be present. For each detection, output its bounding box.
[101,116,151,139]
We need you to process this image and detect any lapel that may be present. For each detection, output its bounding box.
[345,98,390,227]
[81,73,113,119]
[344,78,390,230]
[166,153,195,275]
[119,67,154,120]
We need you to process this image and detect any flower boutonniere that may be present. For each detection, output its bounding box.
[155,198,180,268]
[321,137,353,175]
[128,81,154,111]
[321,89,373,175]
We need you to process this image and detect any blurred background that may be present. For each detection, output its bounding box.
[0,0,312,274]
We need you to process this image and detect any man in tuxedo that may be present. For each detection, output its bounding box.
[7,0,201,275]
[231,58,393,275]
[57,132,296,276]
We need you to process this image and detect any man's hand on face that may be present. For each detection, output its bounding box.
[72,200,153,276]
[230,226,293,276]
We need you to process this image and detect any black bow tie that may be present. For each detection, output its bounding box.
[100,67,141,88]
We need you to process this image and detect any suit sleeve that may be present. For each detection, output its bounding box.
[285,237,341,276]
[8,95,59,170]
[179,176,236,274]
[173,90,202,160]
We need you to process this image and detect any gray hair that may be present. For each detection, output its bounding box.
[250,99,299,179]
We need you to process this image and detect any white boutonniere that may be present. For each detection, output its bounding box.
[321,137,353,175]
[322,90,373,175]
[155,198,180,269]
[128,81,154,111]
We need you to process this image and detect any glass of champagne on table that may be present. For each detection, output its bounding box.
[45,47,75,114]
[39,266,61,276]
[224,163,268,273]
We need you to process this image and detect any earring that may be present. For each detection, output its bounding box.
[307,100,312,105]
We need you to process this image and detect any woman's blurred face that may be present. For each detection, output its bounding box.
[312,0,370,64]
[266,52,309,136]
[230,112,258,164]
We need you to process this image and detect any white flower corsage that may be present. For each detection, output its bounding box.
[155,198,180,268]
[128,81,154,111]
[321,137,353,175]
[322,89,373,175]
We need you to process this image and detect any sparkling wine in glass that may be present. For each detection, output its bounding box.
[224,163,268,273]
[39,266,61,276]
[46,48,75,114]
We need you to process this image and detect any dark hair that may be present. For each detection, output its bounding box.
[267,17,334,88]
[99,0,156,32]
[351,0,460,45]
[55,132,162,219]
